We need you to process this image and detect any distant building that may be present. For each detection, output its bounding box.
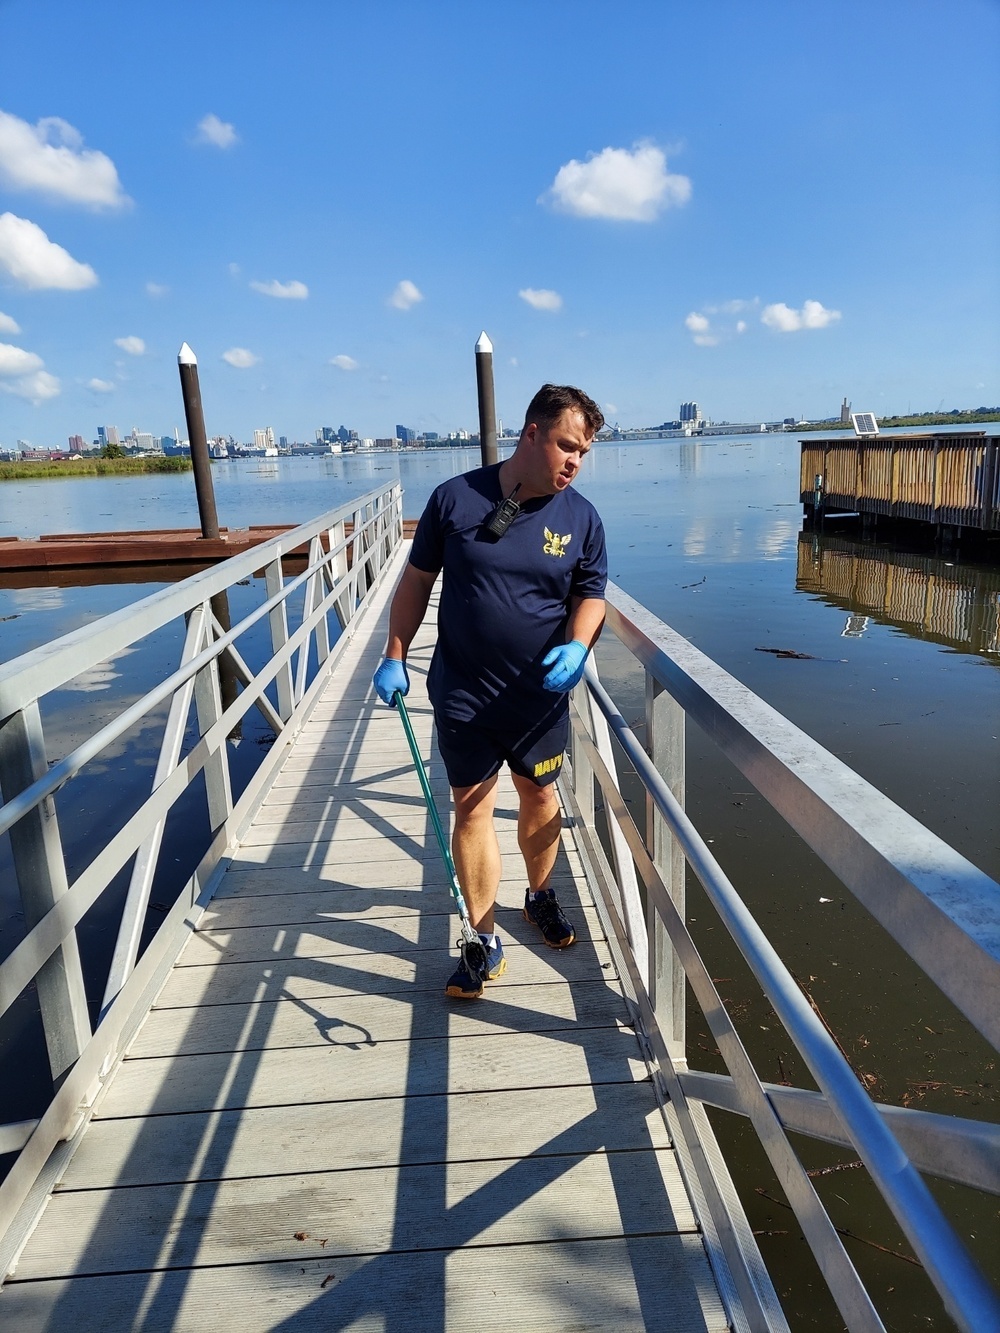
[679,402,701,424]
[374,438,398,449]
[279,436,288,448]
[420,431,439,441]
[98,425,121,447]
[67,434,85,451]
[396,425,415,444]
[840,397,851,425]
[253,427,276,452]
[130,430,158,452]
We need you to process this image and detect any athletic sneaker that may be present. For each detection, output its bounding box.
[445,937,507,999]
[523,888,576,949]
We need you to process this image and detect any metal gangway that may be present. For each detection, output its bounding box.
[0,482,997,1332]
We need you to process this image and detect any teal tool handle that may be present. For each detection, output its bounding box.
[393,690,467,916]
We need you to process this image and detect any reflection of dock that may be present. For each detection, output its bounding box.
[800,433,999,538]
[796,531,1000,656]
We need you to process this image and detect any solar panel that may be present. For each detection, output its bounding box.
[851,412,879,436]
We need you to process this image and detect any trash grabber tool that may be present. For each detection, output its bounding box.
[393,691,491,982]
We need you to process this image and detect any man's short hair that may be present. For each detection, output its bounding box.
[523,384,604,439]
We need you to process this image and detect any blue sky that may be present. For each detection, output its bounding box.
[0,0,997,446]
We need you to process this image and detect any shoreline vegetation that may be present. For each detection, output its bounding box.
[796,409,999,431]
[0,456,193,481]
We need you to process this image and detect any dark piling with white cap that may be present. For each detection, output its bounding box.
[178,342,221,541]
[475,331,498,468]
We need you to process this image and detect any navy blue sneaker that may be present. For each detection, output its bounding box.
[445,937,507,999]
[523,889,576,948]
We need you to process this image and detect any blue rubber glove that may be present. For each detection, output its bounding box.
[542,640,588,692]
[373,657,410,706]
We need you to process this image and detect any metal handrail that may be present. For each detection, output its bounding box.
[563,584,1000,1333]
[0,483,404,1255]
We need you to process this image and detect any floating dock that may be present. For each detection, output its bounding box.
[0,521,419,573]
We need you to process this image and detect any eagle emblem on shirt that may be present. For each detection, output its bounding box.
[543,528,572,557]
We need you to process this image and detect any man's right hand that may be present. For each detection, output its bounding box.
[373,657,410,706]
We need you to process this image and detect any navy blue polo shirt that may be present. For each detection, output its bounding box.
[409,463,607,732]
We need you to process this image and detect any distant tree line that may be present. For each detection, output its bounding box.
[797,408,999,431]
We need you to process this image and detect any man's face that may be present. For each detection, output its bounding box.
[524,408,593,494]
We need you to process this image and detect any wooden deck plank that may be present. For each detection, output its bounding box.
[57,1082,672,1191]
[199,875,591,927]
[173,904,603,968]
[21,1148,694,1279]
[94,1024,650,1119]
[212,861,578,895]
[152,934,619,1009]
[1,1235,728,1332]
[127,979,627,1060]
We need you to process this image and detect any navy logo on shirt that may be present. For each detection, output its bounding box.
[543,528,572,557]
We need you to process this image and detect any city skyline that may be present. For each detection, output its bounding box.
[0,1,997,444]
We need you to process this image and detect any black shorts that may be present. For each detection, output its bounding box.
[435,712,569,789]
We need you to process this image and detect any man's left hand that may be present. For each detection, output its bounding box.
[542,640,588,692]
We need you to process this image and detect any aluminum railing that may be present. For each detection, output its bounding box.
[0,483,403,1261]
[562,581,1000,1333]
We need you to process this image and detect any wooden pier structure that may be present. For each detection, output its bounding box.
[1,484,999,1331]
[800,432,1000,539]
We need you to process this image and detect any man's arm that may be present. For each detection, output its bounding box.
[566,595,605,650]
[386,562,438,660]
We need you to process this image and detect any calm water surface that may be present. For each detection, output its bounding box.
[1,431,997,1329]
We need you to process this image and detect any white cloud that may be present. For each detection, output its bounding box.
[519,287,563,312]
[0,213,97,289]
[605,402,618,415]
[544,142,691,222]
[330,354,358,370]
[0,110,129,209]
[0,342,44,376]
[0,368,59,403]
[761,299,841,332]
[195,114,238,149]
[228,262,241,277]
[0,310,21,334]
[114,335,145,356]
[388,279,423,310]
[685,311,719,347]
[0,338,59,402]
[145,281,168,298]
[250,278,308,300]
[736,320,747,334]
[222,347,259,368]
[87,377,115,392]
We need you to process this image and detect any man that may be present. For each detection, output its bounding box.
[372,384,607,997]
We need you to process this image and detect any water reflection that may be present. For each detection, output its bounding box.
[797,531,1000,658]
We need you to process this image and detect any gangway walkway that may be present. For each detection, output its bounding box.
[3,483,998,1332]
[0,562,728,1330]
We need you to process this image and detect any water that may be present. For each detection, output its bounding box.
[1,431,998,1329]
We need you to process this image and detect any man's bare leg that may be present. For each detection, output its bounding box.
[451,775,501,934]
[510,772,561,892]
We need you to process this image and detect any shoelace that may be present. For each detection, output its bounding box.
[531,895,564,929]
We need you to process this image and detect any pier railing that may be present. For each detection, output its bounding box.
[0,482,403,1255]
[564,583,1000,1333]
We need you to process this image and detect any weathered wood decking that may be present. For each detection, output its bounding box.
[2,571,727,1330]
